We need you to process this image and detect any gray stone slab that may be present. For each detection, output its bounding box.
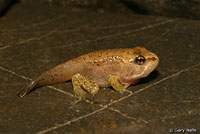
[0,0,199,134]
[40,109,134,134]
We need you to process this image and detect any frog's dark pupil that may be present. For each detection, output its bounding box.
[135,55,145,65]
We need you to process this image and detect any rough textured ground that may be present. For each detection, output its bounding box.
[0,1,199,134]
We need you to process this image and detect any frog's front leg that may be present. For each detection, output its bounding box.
[108,74,132,94]
[72,74,99,103]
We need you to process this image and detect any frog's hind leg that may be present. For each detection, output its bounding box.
[108,74,132,94]
[72,74,99,103]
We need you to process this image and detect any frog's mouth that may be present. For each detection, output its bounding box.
[141,56,159,78]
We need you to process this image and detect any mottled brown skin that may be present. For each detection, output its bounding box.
[18,46,159,100]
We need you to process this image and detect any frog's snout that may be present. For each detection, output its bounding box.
[146,54,159,70]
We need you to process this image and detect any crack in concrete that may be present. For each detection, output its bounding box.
[0,66,32,80]
[106,107,148,124]
[16,28,59,45]
[2,18,178,54]
[47,85,76,98]
[93,19,178,41]
[3,14,66,34]
[59,18,166,34]
[4,18,178,50]
[2,14,162,35]
[0,45,11,50]
[48,18,179,49]
[146,23,179,46]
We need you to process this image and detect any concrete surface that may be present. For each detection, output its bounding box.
[0,1,199,134]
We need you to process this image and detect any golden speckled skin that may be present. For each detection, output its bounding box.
[18,46,159,101]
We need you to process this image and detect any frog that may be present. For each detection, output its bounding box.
[18,46,159,103]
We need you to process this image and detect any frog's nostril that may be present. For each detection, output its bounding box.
[152,57,157,61]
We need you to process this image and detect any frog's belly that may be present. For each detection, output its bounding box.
[90,74,110,87]
[80,70,111,87]
[80,64,120,87]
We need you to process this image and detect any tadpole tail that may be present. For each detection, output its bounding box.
[18,59,81,98]
[18,80,39,98]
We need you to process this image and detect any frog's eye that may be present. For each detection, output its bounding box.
[134,55,145,65]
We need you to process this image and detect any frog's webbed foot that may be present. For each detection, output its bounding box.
[72,74,99,103]
[108,74,132,94]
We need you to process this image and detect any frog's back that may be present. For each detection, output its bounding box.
[73,48,136,63]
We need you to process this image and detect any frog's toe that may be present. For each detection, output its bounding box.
[123,89,133,94]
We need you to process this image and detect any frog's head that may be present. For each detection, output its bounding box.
[129,46,159,79]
